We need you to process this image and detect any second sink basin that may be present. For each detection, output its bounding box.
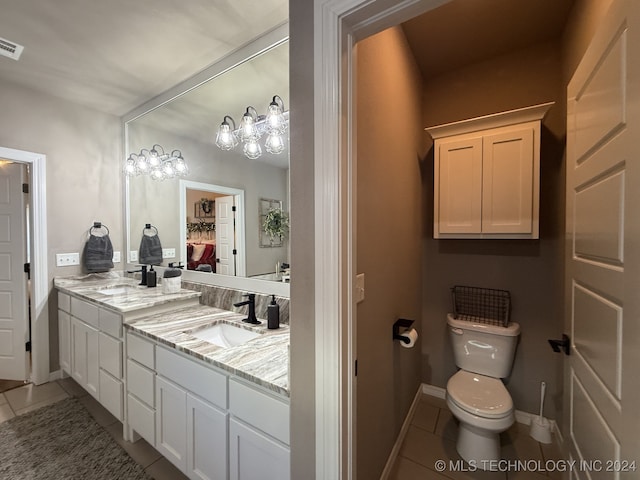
[189,322,262,348]
[99,285,139,296]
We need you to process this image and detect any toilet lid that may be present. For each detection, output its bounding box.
[447,370,513,418]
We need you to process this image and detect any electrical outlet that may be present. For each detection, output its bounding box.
[355,273,365,303]
[112,251,121,263]
[56,253,80,267]
[129,250,138,262]
[162,248,176,259]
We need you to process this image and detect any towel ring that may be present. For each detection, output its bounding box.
[90,222,109,236]
[142,224,159,236]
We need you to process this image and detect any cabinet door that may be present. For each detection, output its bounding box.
[156,376,187,472]
[186,394,228,480]
[435,136,483,235]
[58,310,71,374]
[229,418,290,480]
[71,318,99,399]
[482,127,534,234]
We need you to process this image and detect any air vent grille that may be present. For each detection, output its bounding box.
[0,37,24,61]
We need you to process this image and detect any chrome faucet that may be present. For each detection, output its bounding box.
[233,293,261,325]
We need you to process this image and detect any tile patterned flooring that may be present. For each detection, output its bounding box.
[0,380,564,480]
[0,377,188,480]
[389,394,564,480]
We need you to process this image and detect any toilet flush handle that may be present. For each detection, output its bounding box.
[451,327,464,335]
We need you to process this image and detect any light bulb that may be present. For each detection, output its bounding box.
[239,108,259,141]
[266,96,286,134]
[243,138,262,159]
[215,117,238,150]
[123,156,137,176]
[265,132,285,154]
[150,166,165,181]
[163,160,175,178]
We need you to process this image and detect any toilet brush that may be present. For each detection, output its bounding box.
[529,381,552,444]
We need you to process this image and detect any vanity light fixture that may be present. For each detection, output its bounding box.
[214,95,288,160]
[123,144,189,180]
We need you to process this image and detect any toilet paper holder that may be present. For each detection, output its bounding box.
[393,318,414,344]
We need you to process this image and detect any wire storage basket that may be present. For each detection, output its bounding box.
[451,285,511,327]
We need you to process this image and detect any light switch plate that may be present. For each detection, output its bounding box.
[355,273,365,303]
[56,253,80,267]
[129,250,138,262]
[162,248,176,259]
[112,251,121,263]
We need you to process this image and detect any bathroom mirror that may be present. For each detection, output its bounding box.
[124,25,290,296]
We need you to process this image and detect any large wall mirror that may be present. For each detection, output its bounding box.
[124,25,289,296]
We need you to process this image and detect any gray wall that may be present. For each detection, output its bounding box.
[0,79,122,372]
[420,41,566,419]
[356,26,426,480]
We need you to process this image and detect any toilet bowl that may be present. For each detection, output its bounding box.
[446,313,520,465]
[446,370,514,464]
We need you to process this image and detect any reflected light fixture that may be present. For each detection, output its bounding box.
[123,144,189,180]
[215,95,288,160]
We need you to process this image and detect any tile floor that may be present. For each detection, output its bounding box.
[389,394,564,480]
[0,377,188,480]
[1,381,564,480]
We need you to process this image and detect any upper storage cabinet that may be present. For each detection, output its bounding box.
[426,103,553,239]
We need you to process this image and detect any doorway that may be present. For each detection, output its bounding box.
[0,146,48,386]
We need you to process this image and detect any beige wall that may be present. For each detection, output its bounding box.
[356,26,426,479]
[420,41,566,419]
[0,79,122,372]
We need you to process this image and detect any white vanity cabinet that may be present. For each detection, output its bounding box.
[229,379,290,480]
[124,331,290,480]
[426,102,553,239]
[58,292,124,420]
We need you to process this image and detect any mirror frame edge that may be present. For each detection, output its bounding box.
[122,22,290,297]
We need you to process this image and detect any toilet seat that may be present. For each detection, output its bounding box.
[447,370,513,418]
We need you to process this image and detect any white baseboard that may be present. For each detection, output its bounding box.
[422,383,445,399]
[379,385,423,480]
[48,369,63,382]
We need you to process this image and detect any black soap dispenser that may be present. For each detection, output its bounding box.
[267,295,280,329]
[147,265,157,288]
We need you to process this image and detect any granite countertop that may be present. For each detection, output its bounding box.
[125,304,289,397]
[54,272,201,314]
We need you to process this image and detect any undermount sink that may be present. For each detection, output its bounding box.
[99,285,139,296]
[189,322,262,348]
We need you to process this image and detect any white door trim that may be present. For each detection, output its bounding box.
[0,146,48,385]
[313,1,450,478]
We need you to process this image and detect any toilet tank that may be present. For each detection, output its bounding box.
[447,313,520,378]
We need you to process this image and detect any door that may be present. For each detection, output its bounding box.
[186,393,227,480]
[565,0,640,468]
[229,417,290,480]
[156,375,187,472]
[215,195,236,276]
[0,162,28,380]
[435,136,483,235]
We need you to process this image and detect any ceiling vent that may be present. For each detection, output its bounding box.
[0,37,24,61]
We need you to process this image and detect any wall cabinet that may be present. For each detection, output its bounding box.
[426,103,553,239]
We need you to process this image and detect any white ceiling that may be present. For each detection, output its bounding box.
[0,0,288,116]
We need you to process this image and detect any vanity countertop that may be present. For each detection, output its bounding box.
[54,272,201,314]
[125,304,289,397]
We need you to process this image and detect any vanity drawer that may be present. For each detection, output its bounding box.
[229,379,289,445]
[156,346,227,409]
[127,359,155,406]
[128,394,155,446]
[58,292,71,313]
[99,370,123,421]
[127,332,155,369]
[99,308,122,338]
[99,333,122,378]
[71,297,99,328]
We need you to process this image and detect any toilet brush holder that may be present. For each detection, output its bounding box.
[530,416,552,444]
[530,381,553,444]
